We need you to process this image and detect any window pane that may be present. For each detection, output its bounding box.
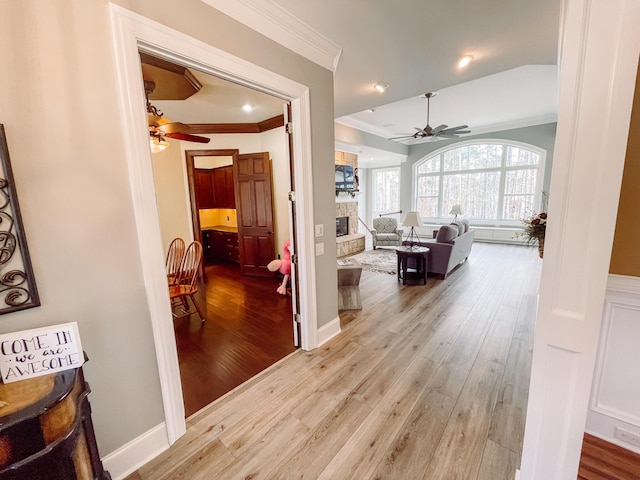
[504,169,538,194]
[443,172,500,219]
[374,169,400,213]
[417,197,438,217]
[443,144,503,171]
[417,156,440,173]
[507,147,540,166]
[417,175,438,196]
[503,195,535,220]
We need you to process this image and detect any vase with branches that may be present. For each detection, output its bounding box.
[520,211,547,258]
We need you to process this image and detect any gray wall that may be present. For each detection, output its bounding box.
[0,0,337,456]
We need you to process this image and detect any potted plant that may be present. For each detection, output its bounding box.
[521,212,547,258]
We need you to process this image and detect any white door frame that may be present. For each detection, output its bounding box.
[109,4,318,444]
[520,0,640,477]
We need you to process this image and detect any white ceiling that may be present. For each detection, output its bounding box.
[271,0,561,117]
[154,0,562,164]
[337,65,558,143]
[152,71,286,124]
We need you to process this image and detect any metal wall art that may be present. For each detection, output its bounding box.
[0,124,40,314]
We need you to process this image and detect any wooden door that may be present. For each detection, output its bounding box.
[234,152,275,277]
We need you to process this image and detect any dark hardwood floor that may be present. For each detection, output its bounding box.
[174,259,296,417]
[579,433,640,479]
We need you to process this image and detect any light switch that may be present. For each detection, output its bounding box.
[315,243,324,256]
[315,224,324,237]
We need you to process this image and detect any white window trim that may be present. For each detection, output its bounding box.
[412,138,547,227]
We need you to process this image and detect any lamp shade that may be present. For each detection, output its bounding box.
[449,204,463,216]
[150,137,169,153]
[403,211,422,227]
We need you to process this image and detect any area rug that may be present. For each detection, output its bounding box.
[349,248,397,275]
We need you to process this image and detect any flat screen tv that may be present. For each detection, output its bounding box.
[335,164,354,190]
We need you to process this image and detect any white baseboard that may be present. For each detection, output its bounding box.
[515,468,520,480]
[102,422,170,480]
[317,315,341,346]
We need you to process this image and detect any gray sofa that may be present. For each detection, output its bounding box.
[405,220,474,278]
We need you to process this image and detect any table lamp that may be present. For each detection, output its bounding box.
[403,211,422,248]
[449,204,462,220]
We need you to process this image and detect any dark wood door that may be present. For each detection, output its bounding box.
[234,152,275,277]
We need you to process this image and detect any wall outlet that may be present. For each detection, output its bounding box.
[315,224,324,237]
[315,243,324,256]
[614,426,640,448]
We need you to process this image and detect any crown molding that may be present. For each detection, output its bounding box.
[187,114,285,134]
[201,0,342,72]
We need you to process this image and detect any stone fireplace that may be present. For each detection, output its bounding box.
[335,201,365,257]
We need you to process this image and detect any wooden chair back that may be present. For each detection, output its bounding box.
[166,237,185,285]
[174,241,203,294]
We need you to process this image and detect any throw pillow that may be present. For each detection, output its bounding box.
[459,219,470,233]
[436,225,458,243]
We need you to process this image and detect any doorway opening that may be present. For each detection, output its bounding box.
[142,53,299,417]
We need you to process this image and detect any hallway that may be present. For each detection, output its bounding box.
[130,243,540,479]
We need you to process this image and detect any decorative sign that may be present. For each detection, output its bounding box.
[0,322,84,383]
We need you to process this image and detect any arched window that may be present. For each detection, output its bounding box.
[413,140,545,225]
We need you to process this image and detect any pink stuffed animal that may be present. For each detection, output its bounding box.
[267,240,291,295]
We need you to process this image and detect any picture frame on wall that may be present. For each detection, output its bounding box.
[0,124,40,314]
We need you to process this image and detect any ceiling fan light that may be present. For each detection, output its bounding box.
[374,82,389,93]
[457,55,474,69]
[150,137,169,153]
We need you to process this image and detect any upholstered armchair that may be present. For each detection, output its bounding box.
[371,217,404,249]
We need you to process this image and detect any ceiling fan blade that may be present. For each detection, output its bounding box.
[414,126,428,135]
[156,122,193,134]
[431,124,448,134]
[165,132,211,143]
[437,125,471,135]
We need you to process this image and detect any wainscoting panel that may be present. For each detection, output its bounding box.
[587,275,640,454]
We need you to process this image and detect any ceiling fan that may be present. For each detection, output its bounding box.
[389,92,471,142]
[145,80,210,150]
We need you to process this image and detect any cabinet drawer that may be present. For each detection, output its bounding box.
[207,231,239,262]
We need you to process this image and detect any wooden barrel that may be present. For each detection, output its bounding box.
[0,365,111,480]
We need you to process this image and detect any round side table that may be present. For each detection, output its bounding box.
[396,246,430,285]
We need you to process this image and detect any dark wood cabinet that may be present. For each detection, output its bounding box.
[195,168,214,209]
[195,166,235,210]
[202,229,239,263]
[0,363,111,480]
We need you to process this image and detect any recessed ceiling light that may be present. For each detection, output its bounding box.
[457,55,474,69]
[374,82,389,93]
[242,104,254,112]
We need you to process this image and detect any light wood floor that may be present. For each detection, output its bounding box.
[126,242,541,480]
